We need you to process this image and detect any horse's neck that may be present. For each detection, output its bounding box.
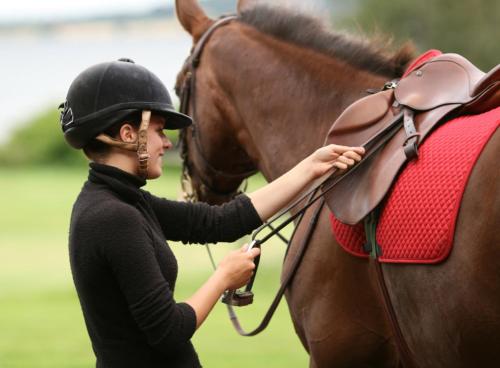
[212,25,390,181]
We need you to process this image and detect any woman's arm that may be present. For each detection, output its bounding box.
[148,194,262,243]
[185,245,260,328]
[247,144,364,221]
[148,145,362,243]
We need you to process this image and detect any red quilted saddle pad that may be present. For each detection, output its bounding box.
[329,107,500,263]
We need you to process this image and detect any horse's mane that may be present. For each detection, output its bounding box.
[239,5,415,78]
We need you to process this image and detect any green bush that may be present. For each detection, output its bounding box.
[344,0,499,71]
[0,108,85,167]
[0,108,181,167]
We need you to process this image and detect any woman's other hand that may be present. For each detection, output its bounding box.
[216,244,261,290]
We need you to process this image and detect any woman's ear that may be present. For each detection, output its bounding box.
[119,123,138,143]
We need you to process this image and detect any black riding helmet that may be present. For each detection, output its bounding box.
[60,58,192,149]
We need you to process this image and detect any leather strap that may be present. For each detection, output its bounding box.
[94,110,151,179]
[94,134,137,151]
[190,16,238,68]
[402,108,419,159]
[228,197,325,336]
[137,110,151,179]
[374,261,416,367]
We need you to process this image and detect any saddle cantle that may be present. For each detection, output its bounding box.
[323,52,500,225]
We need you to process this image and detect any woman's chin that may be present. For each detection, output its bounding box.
[147,167,163,180]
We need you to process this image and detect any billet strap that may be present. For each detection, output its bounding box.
[402,108,419,159]
[137,110,151,179]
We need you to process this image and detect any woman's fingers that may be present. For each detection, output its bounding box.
[328,144,358,153]
[327,144,364,158]
[350,146,365,155]
[240,244,261,258]
[248,247,261,258]
[342,150,363,162]
[333,161,348,170]
[219,246,261,289]
[336,155,355,166]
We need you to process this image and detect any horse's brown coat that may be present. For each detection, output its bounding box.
[175,1,500,366]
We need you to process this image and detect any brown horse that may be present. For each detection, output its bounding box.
[174,1,500,367]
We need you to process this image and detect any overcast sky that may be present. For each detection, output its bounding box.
[0,0,173,22]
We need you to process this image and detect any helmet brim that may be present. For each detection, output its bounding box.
[157,108,192,130]
[63,106,192,149]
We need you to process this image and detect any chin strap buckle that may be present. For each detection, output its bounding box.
[137,110,151,178]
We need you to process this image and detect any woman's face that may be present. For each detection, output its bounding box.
[146,114,173,179]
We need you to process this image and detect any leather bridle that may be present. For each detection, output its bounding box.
[177,15,257,202]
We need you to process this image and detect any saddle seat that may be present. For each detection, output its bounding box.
[323,52,500,225]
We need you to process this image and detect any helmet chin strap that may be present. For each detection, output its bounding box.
[94,110,151,179]
[136,110,151,179]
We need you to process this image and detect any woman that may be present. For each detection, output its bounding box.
[60,58,364,368]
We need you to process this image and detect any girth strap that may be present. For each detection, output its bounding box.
[373,260,416,368]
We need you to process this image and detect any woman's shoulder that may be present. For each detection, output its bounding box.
[72,184,143,228]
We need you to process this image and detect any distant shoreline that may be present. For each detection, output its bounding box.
[0,18,185,39]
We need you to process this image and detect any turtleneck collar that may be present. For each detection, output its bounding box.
[88,162,146,203]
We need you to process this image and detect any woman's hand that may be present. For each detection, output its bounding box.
[215,244,261,290]
[186,244,260,329]
[247,144,364,221]
[308,144,365,178]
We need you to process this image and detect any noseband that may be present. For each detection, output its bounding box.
[177,15,257,201]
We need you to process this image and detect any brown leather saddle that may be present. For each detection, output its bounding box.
[323,53,500,225]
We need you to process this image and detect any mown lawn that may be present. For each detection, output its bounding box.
[0,165,308,367]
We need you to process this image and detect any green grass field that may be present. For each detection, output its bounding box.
[0,165,308,367]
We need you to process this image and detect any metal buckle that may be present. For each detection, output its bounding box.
[221,290,254,306]
[383,80,398,90]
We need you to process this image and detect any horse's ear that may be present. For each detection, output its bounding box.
[175,0,213,42]
[237,0,254,13]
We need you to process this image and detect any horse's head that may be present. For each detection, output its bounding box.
[174,0,414,204]
[175,0,258,205]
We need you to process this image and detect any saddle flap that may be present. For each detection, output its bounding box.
[395,54,485,111]
[325,89,394,146]
[324,103,460,225]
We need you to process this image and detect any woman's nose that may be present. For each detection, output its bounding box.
[163,137,173,150]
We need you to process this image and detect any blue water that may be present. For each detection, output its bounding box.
[0,29,192,142]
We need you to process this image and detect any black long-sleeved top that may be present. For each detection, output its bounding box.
[69,163,262,368]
